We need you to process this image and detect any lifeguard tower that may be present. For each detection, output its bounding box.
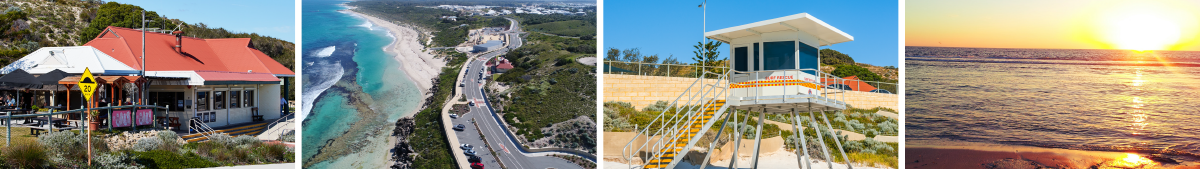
[621,13,858,169]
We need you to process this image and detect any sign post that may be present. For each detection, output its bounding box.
[79,68,97,166]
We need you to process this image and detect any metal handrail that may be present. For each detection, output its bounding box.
[622,70,729,166]
[188,118,218,140]
[604,61,729,78]
[263,112,295,140]
[641,72,728,165]
[621,69,710,162]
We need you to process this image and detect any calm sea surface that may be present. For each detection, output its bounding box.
[906,46,1200,156]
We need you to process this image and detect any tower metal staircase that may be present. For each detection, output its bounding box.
[623,69,858,169]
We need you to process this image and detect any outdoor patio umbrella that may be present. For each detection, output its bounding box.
[35,69,69,88]
[34,69,69,108]
[0,69,42,89]
[0,69,42,110]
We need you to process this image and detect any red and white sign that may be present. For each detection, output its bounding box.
[136,109,154,126]
[112,110,132,127]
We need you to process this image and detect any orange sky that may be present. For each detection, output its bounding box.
[906,0,1200,51]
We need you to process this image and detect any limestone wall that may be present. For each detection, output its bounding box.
[604,74,725,109]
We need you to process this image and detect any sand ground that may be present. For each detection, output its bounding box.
[347,10,446,97]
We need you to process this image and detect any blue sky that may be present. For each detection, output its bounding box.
[112,0,296,42]
[605,0,899,66]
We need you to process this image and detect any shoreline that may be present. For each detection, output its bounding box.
[303,4,443,168]
[907,139,1200,169]
[344,9,446,101]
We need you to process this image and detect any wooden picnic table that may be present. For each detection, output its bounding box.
[27,117,75,136]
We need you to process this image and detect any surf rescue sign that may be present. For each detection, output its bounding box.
[79,68,97,101]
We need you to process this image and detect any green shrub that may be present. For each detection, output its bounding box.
[3,141,47,168]
[37,131,87,164]
[250,143,290,163]
[206,133,233,146]
[135,137,163,152]
[132,150,220,168]
[232,135,260,147]
[95,152,141,169]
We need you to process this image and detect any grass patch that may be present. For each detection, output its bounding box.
[0,127,37,146]
[526,20,595,38]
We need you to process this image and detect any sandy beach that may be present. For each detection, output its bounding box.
[604,132,889,169]
[344,10,446,98]
[907,139,1200,169]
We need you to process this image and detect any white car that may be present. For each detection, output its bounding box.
[449,114,458,119]
[460,144,473,150]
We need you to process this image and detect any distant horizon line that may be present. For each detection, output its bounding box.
[905,45,1200,52]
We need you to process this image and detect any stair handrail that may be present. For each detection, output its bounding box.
[262,112,295,140]
[621,68,711,162]
[189,118,218,140]
[640,71,729,167]
[623,70,730,166]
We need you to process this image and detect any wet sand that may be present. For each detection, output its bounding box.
[907,140,1200,169]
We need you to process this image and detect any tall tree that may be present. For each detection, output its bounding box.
[605,47,620,61]
[692,40,724,77]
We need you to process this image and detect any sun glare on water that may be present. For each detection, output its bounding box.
[1082,1,1200,51]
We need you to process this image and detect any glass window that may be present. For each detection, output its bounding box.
[763,41,796,70]
[734,47,748,72]
[230,90,241,108]
[753,43,760,71]
[798,42,819,70]
[214,91,225,110]
[244,90,255,107]
[197,91,209,111]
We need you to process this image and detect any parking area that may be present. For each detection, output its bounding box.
[451,112,503,169]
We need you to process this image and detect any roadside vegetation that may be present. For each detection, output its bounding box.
[516,13,596,39]
[489,27,596,153]
[406,49,467,169]
[0,130,292,168]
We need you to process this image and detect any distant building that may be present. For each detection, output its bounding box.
[473,40,503,53]
[489,57,514,73]
[440,16,457,21]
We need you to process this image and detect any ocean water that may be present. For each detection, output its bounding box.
[300,0,423,168]
[906,47,1200,157]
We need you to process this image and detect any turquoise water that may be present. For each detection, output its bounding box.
[300,0,423,167]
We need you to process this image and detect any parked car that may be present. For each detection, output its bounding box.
[453,124,466,131]
[464,149,477,156]
[460,144,474,150]
[450,114,458,119]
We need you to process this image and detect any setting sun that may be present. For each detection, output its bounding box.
[1086,1,1200,51]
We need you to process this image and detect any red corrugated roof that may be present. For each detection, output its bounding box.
[822,75,878,92]
[195,70,280,82]
[84,26,294,75]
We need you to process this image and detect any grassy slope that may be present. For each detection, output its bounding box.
[525,20,595,38]
[495,33,596,144]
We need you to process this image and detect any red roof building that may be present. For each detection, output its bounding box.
[491,57,514,73]
[822,75,878,92]
[76,26,293,129]
[85,26,293,76]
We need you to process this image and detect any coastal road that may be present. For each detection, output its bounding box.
[451,17,584,169]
